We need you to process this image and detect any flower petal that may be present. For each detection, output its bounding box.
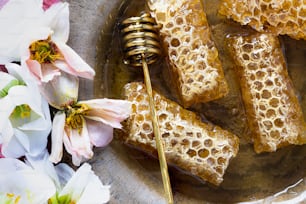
[25,59,42,82]
[1,128,28,158]
[44,2,69,42]
[49,111,65,164]
[59,163,91,198]
[54,163,75,186]
[0,157,29,172]
[5,62,45,117]
[40,63,61,83]
[17,97,51,131]
[63,118,93,166]
[80,99,131,128]
[0,94,15,151]
[0,109,14,148]
[0,0,46,63]
[86,119,113,147]
[77,172,110,204]
[0,158,56,204]
[5,62,41,96]
[0,63,52,158]
[26,59,61,83]
[7,85,44,117]
[21,127,51,158]
[39,72,79,109]
[25,150,61,189]
[0,70,15,90]
[1,96,51,158]
[59,163,110,204]
[9,130,49,158]
[53,41,95,79]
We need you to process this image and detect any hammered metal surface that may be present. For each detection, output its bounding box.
[67,1,306,203]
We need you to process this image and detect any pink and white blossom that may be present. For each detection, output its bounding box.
[0,0,95,108]
[49,99,131,166]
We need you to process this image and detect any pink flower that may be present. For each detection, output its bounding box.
[19,2,95,84]
[43,0,60,10]
[24,35,95,84]
[0,0,95,108]
[0,0,48,63]
[19,3,95,108]
[49,99,131,166]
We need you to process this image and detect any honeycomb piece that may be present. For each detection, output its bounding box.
[121,82,239,186]
[227,33,306,153]
[147,0,229,107]
[219,0,306,40]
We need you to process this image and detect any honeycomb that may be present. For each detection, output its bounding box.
[147,0,229,107]
[219,0,306,40]
[121,82,239,186]
[227,33,306,153]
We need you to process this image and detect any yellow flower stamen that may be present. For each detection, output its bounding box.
[6,193,21,204]
[29,37,63,64]
[14,196,21,204]
[6,193,14,198]
[66,104,89,134]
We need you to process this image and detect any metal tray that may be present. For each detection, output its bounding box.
[68,0,306,203]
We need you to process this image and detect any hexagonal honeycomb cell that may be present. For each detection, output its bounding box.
[121,82,239,186]
[227,33,306,153]
[219,0,306,40]
[147,0,229,107]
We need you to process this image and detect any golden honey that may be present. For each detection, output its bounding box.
[227,33,306,153]
[121,82,239,186]
[95,0,306,202]
[219,0,306,40]
[148,0,229,108]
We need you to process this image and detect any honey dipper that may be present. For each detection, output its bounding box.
[120,13,174,203]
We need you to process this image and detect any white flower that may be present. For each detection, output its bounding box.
[26,151,110,204]
[22,1,95,108]
[0,157,56,204]
[0,0,95,108]
[0,0,66,63]
[50,99,131,166]
[0,151,110,204]
[0,63,51,158]
[54,163,110,204]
